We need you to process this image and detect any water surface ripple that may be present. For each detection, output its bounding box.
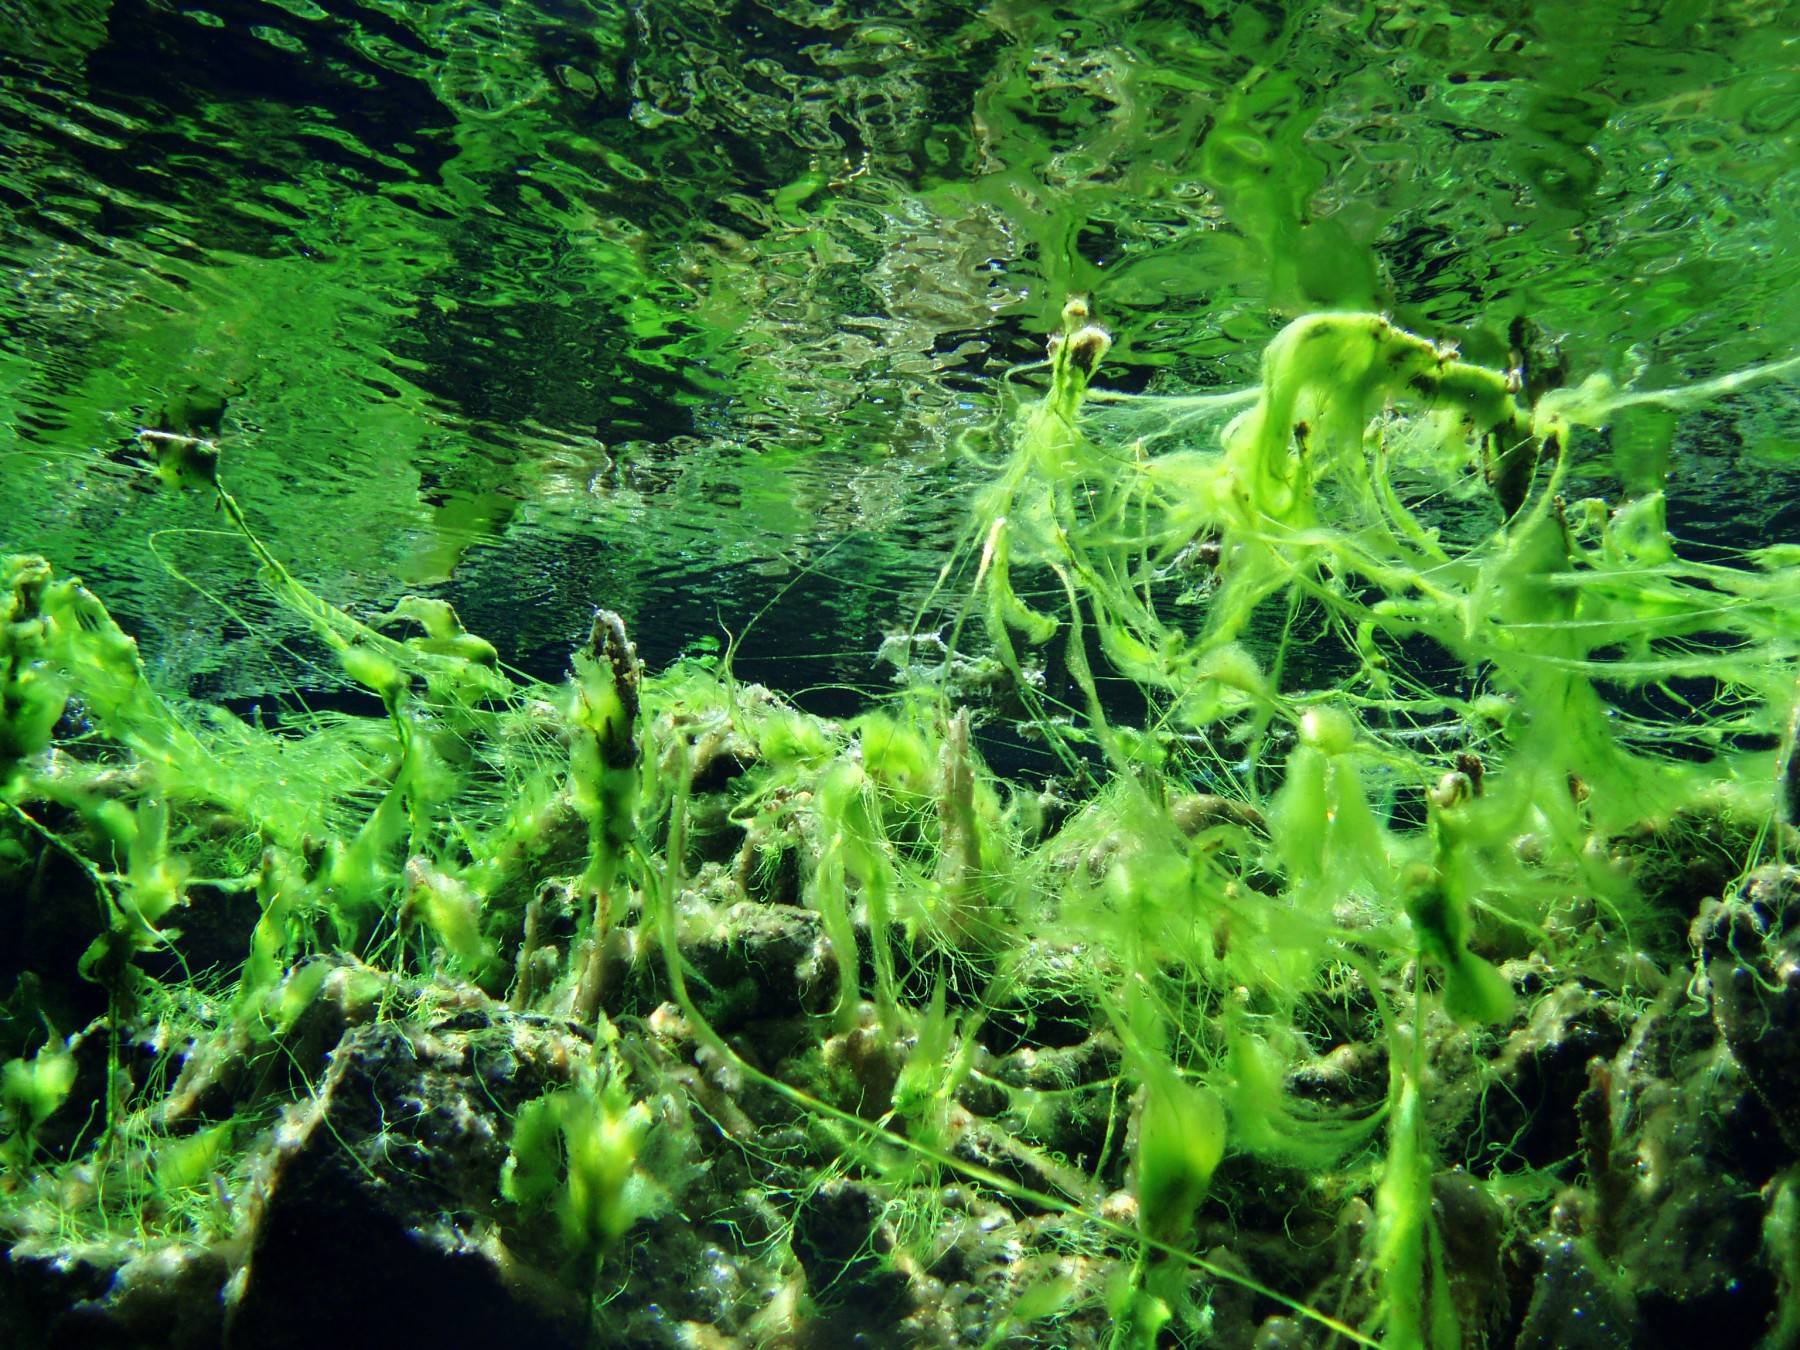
[0,0,1794,700]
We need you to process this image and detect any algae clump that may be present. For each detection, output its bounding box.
[0,301,1796,1349]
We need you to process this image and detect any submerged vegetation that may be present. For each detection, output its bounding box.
[2,297,1798,1347]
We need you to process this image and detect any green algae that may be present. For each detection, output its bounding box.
[2,299,1796,1346]
[0,5,1796,1342]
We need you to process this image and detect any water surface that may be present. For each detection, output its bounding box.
[2,0,1795,705]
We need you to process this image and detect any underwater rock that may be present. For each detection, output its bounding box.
[790,1179,909,1326]
[227,1011,590,1350]
[158,961,363,1131]
[1612,808,1770,937]
[1284,1039,1385,1111]
[1694,866,1800,1149]
[0,1239,229,1350]
[1552,958,1788,1346]
[1510,1235,1636,1350]
[1456,981,1628,1172]
[980,1032,1120,1174]
[789,1176,1126,1350]
[614,872,835,1031]
[216,994,811,1350]
[1434,1169,1509,1343]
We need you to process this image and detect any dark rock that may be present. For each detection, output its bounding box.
[1286,1039,1386,1110]
[2,1228,232,1350]
[156,962,359,1131]
[0,1241,120,1349]
[1612,808,1766,941]
[1432,1169,1508,1344]
[1694,866,1800,1149]
[615,892,832,1030]
[791,1180,908,1331]
[226,1015,588,1350]
[984,1033,1121,1174]
[981,991,1098,1056]
[1465,982,1628,1173]
[1567,960,1786,1345]
[684,794,746,864]
[735,833,802,909]
[1511,1236,1635,1349]
[677,900,833,1027]
[1251,1314,1311,1348]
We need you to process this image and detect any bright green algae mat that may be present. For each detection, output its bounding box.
[3,2,1800,1349]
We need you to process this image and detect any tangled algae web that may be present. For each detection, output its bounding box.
[909,300,1800,1341]
[3,301,1799,1348]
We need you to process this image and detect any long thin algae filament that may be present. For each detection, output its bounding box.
[1,300,1795,1348]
